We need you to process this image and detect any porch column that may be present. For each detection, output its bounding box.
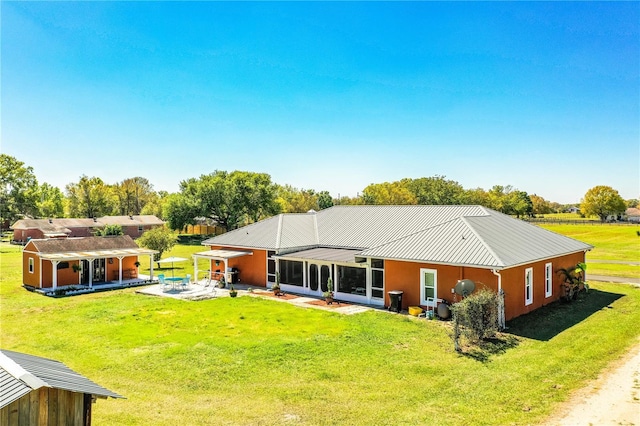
[51,260,59,290]
[117,256,124,284]
[39,258,43,288]
[223,260,228,284]
[149,255,154,280]
[193,257,199,284]
[88,258,94,288]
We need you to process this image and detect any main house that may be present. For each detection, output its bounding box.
[11,215,164,243]
[197,205,592,322]
[22,235,157,291]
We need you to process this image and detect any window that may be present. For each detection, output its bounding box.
[545,263,553,298]
[267,251,276,284]
[309,264,319,291]
[138,225,143,233]
[57,262,69,270]
[280,260,303,287]
[29,258,34,274]
[371,259,384,299]
[525,267,533,306]
[337,266,366,295]
[420,269,437,305]
[320,265,330,292]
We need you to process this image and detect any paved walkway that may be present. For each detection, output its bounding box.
[586,274,640,285]
[136,281,372,314]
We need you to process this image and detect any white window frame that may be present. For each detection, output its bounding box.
[545,262,553,298]
[525,267,533,306]
[29,258,34,274]
[420,268,438,306]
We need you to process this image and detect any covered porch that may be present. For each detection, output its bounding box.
[36,247,158,290]
[274,248,385,306]
[191,249,253,285]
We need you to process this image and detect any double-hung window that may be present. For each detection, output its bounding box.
[545,263,553,298]
[525,267,533,306]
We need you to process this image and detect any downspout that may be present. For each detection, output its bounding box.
[492,269,505,330]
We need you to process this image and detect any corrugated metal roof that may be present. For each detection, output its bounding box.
[29,235,140,253]
[0,350,123,408]
[201,205,592,268]
[0,366,31,409]
[276,247,363,264]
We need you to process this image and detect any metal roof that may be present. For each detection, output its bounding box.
[193,250,253,260]
[0,350,123,408]
[202,205,592,269]
[275,247,363,264]
[26,236,157,261]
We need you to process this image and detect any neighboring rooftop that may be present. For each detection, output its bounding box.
[11,215,164,231]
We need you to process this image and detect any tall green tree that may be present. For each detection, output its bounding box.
[404,176,466,205]
[276,185,319,213]
[94,224,124,236]
[361,181,416,205]
[141,191,169,219]
[317,191,334,210]
[581,185,627,221]
[530,194,553,215]
[35,183,65,218]
[166,171,280,232]
[65,175,117,218]
[0,154,39,225]
[113,177,155,216]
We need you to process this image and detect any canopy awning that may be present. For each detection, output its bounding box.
[192,250,252,260]
[38,247,158,261]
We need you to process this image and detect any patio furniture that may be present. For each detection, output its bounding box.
[158,274,169,292]
[180,274,191,290]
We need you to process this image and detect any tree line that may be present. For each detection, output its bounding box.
[1,154,635,232]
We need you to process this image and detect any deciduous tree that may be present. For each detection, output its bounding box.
[361,181,416,205]
[404,176,465,205]
[0,154,39,225]
[113,177,155,216]
[581,185,626,222]
[137,226,177,261]
[65,175,117,218]
[35,183,65,218]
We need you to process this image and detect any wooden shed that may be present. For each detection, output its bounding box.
[0,350,123,425]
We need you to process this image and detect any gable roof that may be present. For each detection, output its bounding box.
[24,235,157,261]
[26,235,140,253]
[0,349,123,409]
[203,205,592,269]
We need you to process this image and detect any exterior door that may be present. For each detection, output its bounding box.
[93,259,106,283]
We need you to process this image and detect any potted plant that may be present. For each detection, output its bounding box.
[134,261,141,268]
[229,285,238,298]
[323,277,334,305]
[72,263,81,273]
[218,275,226,289]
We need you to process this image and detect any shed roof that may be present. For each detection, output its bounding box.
[11,215,164,231]
[0,350,123,409]
[203,205,592,269]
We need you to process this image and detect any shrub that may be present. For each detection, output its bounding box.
[451,289,501,351]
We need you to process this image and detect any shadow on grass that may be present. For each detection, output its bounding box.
[459,334,521,363]
[506,289,624,341]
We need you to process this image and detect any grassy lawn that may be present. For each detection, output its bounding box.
[2,243,640,425]
[539,223,640,278]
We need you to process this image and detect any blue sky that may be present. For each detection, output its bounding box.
[2,1,638,204]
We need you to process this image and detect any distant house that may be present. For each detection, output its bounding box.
[22,235,157,290]
[11,215,164,243]
[0,349,123,425]
[625,207,640,223]
[196,205,592,323]
[567,206,580,214]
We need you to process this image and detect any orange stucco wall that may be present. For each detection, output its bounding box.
[384,250,587,321]
[209,245,268,287]
[23,249,141,288]
[385,260,499,308]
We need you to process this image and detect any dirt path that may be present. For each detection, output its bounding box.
[543,340,640,425]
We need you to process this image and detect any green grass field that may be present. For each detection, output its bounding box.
[538,224,640,278]
[2,242,640,425]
